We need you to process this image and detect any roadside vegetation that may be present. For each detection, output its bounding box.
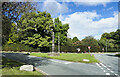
[115,54,120,57]
[2,57,43,75]
[30,53,100,63]
[2,2,120,53]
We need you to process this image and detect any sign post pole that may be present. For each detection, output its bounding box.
[88,46,91,53]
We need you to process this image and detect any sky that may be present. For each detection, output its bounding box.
[36,0,119,40]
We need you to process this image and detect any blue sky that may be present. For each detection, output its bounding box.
[36,0,119,40]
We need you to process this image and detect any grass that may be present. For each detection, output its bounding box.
[115,54,120,57]
[30,53,100,63]
[1,57,43,76]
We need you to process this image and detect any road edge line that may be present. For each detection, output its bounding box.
[34,67,49,75]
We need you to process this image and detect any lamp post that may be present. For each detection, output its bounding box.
[51,29,55,53]
[58,32,60,53]
[106,40,107,52]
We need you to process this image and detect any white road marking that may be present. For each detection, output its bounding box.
[108,66,111,67]
[96,63,101,67]
[50,59,72,64]
[107,68,110,70]
[65,62,72,64]
[101,68,103,69]
[106,73,110,75]
[115,74,118,76]
[103,70,106,72]
[100,63,107,68]
[110,71,114,73]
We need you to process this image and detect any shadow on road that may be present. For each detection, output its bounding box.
[106,54,118,57]
[2,53,50,67]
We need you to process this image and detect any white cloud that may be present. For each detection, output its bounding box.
[107,7,113,10]
[42,0,68,16]
[61,11,118,40]
[60,0,120,6]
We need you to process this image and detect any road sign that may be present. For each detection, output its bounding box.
[102,48,104,51]
[88,46,91,49]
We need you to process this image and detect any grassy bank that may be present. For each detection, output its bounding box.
[115,54,120,57]
[2,57,43,75]
[30,53,100,63]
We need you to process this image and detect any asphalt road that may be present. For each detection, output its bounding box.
[1,53,119,76]
[94,53,119,76]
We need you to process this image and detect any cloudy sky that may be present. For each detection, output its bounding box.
[36,0,119,40]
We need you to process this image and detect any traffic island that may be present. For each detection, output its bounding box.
[48,52,60,56]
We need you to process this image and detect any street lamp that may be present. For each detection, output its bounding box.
[48,25,60,56]
[106,37,110,52]
[106,40,107,52]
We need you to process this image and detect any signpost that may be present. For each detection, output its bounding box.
[77,48,80,53]
[88,46,91,53]
[102,48,104,53]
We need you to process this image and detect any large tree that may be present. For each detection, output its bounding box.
[2,2,36,44]
[81,36,100,52]
[72,37,79,43]
[17,11,53,48]
[100,29,120,49]
[54,17,69,46]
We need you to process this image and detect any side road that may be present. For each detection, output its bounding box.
[1,53,118,75]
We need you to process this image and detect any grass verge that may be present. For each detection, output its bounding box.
[1,57,43,75]
[115,54,120,57]
[30,53,100,63]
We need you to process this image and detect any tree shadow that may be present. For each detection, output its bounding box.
[106,54,118,57]
[2,53,50,67]
[1,56,23,68]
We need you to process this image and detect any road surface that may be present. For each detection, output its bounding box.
[1,53,119,76]
[94,53,119,76]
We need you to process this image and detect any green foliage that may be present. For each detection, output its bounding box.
[65,38,73,46]
[2,15,12,44]
[2,2,36,45]
[72,37,79,43]
[101,29,120,49]
[81,36,99,52]
[2,2,36,21]
[18,11,53,48]
[2,43,40,52]
[8,23,18,44]
[54,17,69,46]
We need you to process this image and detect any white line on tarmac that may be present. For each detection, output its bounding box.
[110,71,114,73]
[65,62,72,64]
[100,63,107,68]
[115,74,118,76]
[50,59,72,64]
[106,73,110,75]
[101,68,103,69]
[96,63,101,67]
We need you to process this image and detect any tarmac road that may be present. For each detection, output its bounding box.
[1,53,119,76]
[94,53,119,76]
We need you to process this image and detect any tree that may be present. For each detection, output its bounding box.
[101,33,111,39]
[2,2,36,22]
[7,23,18,44]
[54,17,69,46]
[65,38,73,46]
[81,36,99,52]
[72,37,79,43]
[17,11,53,48]
[2,2,36,44]
[100,29,120,49]
[2,15,11,44]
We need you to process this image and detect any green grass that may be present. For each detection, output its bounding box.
[1,57,43,75]
[30,53,100,63]
[115,54,120,57]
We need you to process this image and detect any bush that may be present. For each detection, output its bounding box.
[2,43,40,52]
